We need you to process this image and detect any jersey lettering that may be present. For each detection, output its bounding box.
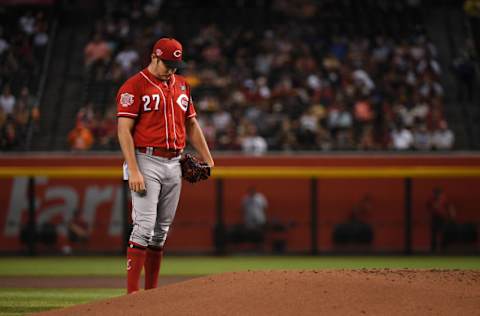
[152,94,160,110]
[142,94,161,112]
[142,95,151,111]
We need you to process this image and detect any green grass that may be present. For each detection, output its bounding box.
[0,288,123,316]
[0,256,479,276]
[0,256,478,315]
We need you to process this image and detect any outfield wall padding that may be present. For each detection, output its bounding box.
[0,154,479,253]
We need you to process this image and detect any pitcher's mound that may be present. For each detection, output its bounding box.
[36,269,480,316]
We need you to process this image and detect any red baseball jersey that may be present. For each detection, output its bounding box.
[116,68,196,150]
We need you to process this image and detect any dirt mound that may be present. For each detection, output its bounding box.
[35,269,480,316]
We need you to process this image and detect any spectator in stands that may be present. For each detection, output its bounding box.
[67,121,94,151]
[328,102,353,138]
[240,122,268,155]
[19,11,36,35]
[335,126,355,150]
[0,28,9,56]
[419,74,444,98]
[0,84,15,116]
[84,33,111,68]
[93,107,117,150]
[390,122,413,150]
[410,95,430,123]
[427,187,456,251]
[114,43,139,78]
[354,96,374,125]
[212,108,232,133]
[0,119,20,150]
[358,124,377,150]
[18,86,36,108]
[412,124,432,151]
[431,120,454,150]
[33,22,49,62]
[198,117,217,150]
[315,120,333,151]
[298,106,323,148]
[394,102,415,128]
[76,102,95,128]
[14,100,30,131]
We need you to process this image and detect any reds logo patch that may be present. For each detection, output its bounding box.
[120,93,134,107]
[173,49,182,58]
[176,94,189,112]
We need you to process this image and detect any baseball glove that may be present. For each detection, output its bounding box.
[180,153,211,183]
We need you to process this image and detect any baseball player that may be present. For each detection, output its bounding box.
[117,37,214,294]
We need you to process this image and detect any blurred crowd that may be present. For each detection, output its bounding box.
[68,102,116,151]
[0,8,47,150]
[75,0,458,153]
[0,1,467,152]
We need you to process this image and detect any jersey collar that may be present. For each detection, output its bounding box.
[143,68,176,88]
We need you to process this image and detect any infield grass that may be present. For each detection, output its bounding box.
[0,256,479,276]
[0,288,122,316]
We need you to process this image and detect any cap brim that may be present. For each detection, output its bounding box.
[162,59,186,69]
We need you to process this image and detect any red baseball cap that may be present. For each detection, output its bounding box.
[152,37,185,69]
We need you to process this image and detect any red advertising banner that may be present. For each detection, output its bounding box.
[0,177,124,253]
[1,154,479,254]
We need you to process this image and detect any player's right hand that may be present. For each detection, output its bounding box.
[129,170,146,194]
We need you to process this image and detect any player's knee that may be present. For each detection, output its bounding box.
[150,229,169,248]
[150,235,167,248]
[130,224,155,246]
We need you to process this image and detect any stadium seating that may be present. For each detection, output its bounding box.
[2,0,478,151]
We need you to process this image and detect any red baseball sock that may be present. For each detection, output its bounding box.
[126,243,146,294]
[144,246,163,290]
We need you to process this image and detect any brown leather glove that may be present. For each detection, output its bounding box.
[179,153,211,183]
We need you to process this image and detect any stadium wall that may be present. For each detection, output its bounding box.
[0,154,479,254]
